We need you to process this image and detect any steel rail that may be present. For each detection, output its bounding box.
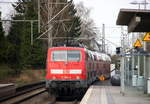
[50,100,79,104]
[0,81,46,103]
[2,88,46,104]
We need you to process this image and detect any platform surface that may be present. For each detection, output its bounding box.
[80,82,150,104]
[0,84,14,88]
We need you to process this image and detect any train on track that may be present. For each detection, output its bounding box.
[46,47,111,96]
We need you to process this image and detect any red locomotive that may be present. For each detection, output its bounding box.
[46,47,111,96]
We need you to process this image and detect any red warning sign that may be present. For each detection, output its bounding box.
[143,32,150,42]
[133,39,143,47]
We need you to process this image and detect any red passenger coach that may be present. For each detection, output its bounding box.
[46,47,111,95]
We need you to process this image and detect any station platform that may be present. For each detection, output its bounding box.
[0,84,16,99]
[0,83,14,88]
[80,81,150,104]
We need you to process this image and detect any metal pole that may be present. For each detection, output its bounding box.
[132,54,135,85]
[144,42,150,94]
[120,27,125,95]
[124,57,127,85]
[31,21,33,45]
[0,20,38,22]
[138,4,140,9]
[137,33,141,87]
[137,55,140,87]
[144,41,147,93]
[48,1,50,47]
[46,3,70,26]
[144,0,147,9]
[132,33,135,86]
[121,56,125,95]
[38,0,40,33]
[102,24,105,53]
[127,57,130,85]
[138,55,140,76]
[48,0,52,47]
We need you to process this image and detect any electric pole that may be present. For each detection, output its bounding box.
[102,24,105,53]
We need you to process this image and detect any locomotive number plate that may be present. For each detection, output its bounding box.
[63,70,69,74]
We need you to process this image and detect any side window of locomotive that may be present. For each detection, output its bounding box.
[52,50,67,61]
[52,50,81,62]
[67,50,81,61]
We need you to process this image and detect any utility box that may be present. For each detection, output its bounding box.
[148,77,150,94]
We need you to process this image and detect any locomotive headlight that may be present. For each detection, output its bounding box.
[76,76,80,79]
[70,69,82,74]
[52,76,56,79]
[51,69,63,74]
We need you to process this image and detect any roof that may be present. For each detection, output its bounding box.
[116,9,150,32]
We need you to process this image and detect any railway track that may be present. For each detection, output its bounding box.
[0,81,46,104]
[47,94,80,104]
[0,81,84,104]
[49,99,79,104]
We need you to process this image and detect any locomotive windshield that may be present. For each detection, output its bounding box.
[52,50,81,61]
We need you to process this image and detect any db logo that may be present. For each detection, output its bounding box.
[63,70,69,74]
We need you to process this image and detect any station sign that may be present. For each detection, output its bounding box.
[143,32,150,42]
[133,39,143,47]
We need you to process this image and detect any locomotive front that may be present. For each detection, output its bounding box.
[46,47,87,95]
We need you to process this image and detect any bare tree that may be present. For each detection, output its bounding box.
[75,2,100,51]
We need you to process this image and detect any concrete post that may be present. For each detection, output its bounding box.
[144,42,150,93]
[121,56,125,95]
[137,55,140,88]
[148,57,150,93]
[144,54,147,93]
[146,56,150,93]
[132,56,135,86]
[138,55,140,77]
[124,57,126,85]
[127,57,130,86]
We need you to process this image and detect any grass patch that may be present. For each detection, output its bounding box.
[15,69,46,86]
[0,64,46,86]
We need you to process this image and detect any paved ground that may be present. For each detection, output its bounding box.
[108,86,150,104]
[80,81,150,104]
